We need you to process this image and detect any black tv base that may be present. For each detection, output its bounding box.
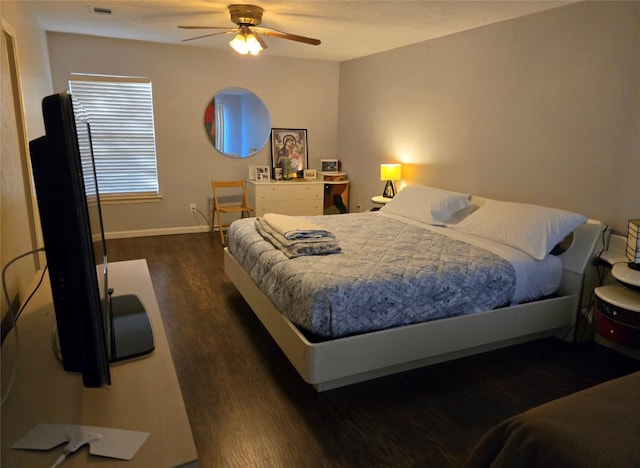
[110,294,155,363]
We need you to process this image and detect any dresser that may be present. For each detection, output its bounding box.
[246,179,323,216]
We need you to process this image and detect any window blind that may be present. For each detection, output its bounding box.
[68,74,159,197]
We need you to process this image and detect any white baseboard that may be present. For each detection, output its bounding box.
[105,225,211,239]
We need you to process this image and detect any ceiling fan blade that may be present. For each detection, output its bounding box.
[182,30,237,42]
[177,4,322,48]
[252,31,269,50]
[252,27,321,46]
[178,25,232,30]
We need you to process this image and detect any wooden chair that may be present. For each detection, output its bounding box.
[211,180,252,245]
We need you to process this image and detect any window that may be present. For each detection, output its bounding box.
[68,74,159,199]
[215,100,225,151]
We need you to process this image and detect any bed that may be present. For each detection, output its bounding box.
[224,185,605,391]
[463,371,640,467]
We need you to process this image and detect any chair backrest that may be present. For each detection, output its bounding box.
[211,180,249,208]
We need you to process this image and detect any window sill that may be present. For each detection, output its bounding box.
[101,194,163,205]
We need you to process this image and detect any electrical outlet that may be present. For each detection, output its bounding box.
[189,203,196,212]
[356,204,362,212]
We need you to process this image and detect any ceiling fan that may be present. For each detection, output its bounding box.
[178,4,321,55]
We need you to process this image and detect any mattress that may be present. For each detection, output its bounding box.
[227,211,562,339]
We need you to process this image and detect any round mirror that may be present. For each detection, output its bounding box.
[203,87,271,158]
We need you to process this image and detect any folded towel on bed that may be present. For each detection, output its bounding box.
[263,213,335,240]
[256,218,341,258]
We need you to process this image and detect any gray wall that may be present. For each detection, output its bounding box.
[1,2,53,318]
[339,1,639,233]
[46,33,340,236]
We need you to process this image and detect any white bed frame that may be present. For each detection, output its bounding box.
[224,200,605,391]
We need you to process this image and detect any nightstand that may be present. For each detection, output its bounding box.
[371,195,392,205]
[371,195,392,211]
[593,252,640,358]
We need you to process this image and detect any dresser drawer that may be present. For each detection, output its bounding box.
[596,296,640,327]
[594,285,640,325]
[247,180,324,217]
[594,285,640,348]
[595,310,640,348]
[255,199,322,217]
[255,183,321,201]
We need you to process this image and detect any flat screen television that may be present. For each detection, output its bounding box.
[29,92,154,388]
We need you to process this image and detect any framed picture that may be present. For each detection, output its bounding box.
[255,165,270,181]
[304,169,317,180]
[271,128,308,179]
[273,167,283,181]
[321,159,339,173]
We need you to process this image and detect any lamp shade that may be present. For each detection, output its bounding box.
[627,219,640,270]
[380,164,401,181]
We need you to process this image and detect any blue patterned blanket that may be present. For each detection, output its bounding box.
[255,217,341,258]
[227,212,516,339]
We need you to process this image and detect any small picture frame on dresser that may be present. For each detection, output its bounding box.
[255,166,270,181]
[273,167,283,181]
[304,169,317,180]
[321,159,339,173]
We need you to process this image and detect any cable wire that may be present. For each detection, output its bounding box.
[192,207,211,227]
[49,430,103,467]
[1,247,46,407]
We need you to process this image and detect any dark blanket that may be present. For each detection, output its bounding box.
[464,371,640,467]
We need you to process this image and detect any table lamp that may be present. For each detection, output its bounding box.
[627,219,640,270]
[380,164,401,198]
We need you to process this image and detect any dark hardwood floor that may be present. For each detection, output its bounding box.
[107,233,640,467]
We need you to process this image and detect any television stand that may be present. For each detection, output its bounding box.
[109,294,155,362]
[1,259,197,466]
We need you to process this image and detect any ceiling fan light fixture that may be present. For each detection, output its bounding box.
[229,31,263,55]
[180,4,320,50]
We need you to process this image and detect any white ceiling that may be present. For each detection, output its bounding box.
[23,1,575,62]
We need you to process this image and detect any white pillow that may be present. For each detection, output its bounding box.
[379,185,472,225]
[451,199,587,260]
